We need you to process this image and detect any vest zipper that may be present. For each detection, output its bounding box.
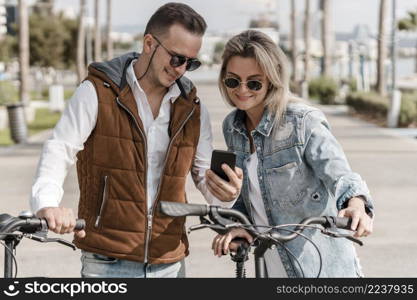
[143,214,152,263]
[95,175,109,228]
[144,105,196,263]
[116,97,150,262]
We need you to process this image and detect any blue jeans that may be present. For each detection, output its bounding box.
[80,250,185,278]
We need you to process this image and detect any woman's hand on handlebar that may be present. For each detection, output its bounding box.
[338,197,373,238]
[211,228,253,257]
[36,207,86,238]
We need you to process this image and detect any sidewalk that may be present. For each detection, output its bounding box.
[1,83,416,277]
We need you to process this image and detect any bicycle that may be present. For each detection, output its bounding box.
[159,201,364,278]
[0,210,85,278]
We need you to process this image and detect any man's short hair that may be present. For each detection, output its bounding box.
[144,2,207,38]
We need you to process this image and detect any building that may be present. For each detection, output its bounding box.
[0,0,7,38]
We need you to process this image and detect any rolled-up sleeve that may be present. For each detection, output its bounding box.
[190,103,238,208]
[303,110,374,216]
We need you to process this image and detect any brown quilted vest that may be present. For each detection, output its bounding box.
[73,59,201,264]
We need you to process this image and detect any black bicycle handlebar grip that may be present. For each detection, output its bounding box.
[74,219,86,231]
[159,201,209,217]
[334,217,352,230]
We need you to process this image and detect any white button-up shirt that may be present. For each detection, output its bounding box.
[30,60,234,213]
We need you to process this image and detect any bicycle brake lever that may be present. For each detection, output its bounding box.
[321,229,363,246]
[345,235,364,246]
[54,238,77,250]
[188,223,229,235]
[188,223,210,233]
[25,234,77,250]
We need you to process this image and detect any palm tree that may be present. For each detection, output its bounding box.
[398,9,417,73]
[320,0,332,76]
[376,0,388,96]
[77,0,86,82]
[94,0,102,61]
[290,0,298,82]
[303,0,311,82]
[106,0,113,60]
[18,0,29,105]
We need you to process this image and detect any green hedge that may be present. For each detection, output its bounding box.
[0,80,19,105]
[399,92,417,127]
[346,91,417,127]
[308,76,338,105]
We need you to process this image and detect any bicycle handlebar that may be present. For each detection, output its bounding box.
[159,201,252,226]
[0,213,86,278]
[159,202,360,279]
[159,201,353,242]
[0,214,86,236]
[159,202,210,217]
[269,216,352,242]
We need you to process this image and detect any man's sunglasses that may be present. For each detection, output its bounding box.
[223,77,263,91]
[153,36,201,72]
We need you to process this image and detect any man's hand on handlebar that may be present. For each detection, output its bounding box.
[36,207,86,238]
[338,197,373,238]
[212,228,253,257]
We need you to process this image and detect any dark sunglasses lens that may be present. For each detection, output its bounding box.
[170,55,187,67]
[247,80,263,91]
[224,78,240,89]
[186,60,201,71]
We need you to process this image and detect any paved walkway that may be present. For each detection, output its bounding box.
[1,83,416,277]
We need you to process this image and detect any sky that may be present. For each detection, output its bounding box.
[48,0,417,35]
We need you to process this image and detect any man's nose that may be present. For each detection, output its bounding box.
[173,63,187,76]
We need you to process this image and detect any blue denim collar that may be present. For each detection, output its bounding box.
[231,108,276,137]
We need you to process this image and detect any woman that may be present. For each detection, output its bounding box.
[209,30,374,277]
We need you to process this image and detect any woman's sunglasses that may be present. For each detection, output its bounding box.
[223,77,263,91]
[153,36,201,71]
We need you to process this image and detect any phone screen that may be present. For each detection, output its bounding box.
[210,150,236,181]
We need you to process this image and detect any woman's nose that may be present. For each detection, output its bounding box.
[238,82,249,93]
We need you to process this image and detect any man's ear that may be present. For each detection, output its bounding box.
[143,34,155,54]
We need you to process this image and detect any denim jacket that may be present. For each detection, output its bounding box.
[223,102,374,278]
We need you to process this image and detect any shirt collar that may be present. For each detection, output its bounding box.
[232,108,276,137]
[126,59,181,103]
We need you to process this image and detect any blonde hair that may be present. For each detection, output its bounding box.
[219,30,298,123]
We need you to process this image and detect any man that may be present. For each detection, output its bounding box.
[30,3,242,278]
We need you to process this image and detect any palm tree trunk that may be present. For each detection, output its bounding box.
[76,0,86,83]
[18,0,29,105]
[290,0,297,82]
[94,0,102,62]
[106,0,113,60]
[303,0,311,82]
[377,0,388,96]
[321,0,332,76]
[415,40,417,73]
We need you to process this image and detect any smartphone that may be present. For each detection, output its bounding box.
[210,150,236,182]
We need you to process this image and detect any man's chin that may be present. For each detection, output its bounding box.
[161,77,176,87]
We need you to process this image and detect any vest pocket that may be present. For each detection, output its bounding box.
[95,175,110,228]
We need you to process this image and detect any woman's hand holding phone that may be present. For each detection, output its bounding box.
[206,150,243,202]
